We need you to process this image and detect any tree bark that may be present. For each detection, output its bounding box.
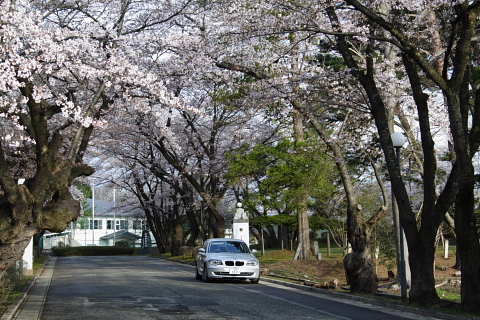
[293,108,310,260]
[301,108,386,293]
[325,6,448,303]
[171,216,186,256]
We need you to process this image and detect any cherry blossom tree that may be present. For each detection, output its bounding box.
[322,1,480,311]
[194,0,480,309]
[0,0,192,279]
[203,1,392,288]
[5,0,479,313]
[245,0,479,310]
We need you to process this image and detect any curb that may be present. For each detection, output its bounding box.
[0,257,50,320]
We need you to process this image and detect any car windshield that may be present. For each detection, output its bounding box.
[207,241,251,254]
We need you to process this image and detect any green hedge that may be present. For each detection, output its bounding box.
[52,246,134,257]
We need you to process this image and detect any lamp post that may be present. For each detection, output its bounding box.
[113,188,116,246]
[391,132,407,302]
[92,180,95,246]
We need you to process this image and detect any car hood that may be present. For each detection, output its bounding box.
[207,252,258,261]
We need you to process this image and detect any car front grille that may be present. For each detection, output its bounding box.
[214,272,255,276]
[225,261,245,266]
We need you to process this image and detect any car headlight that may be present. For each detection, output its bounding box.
[246,260,258,266]
[207,259,223,266]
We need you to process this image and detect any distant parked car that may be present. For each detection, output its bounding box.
[195,238,260,284]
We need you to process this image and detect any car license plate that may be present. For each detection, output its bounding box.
[229,268,241,275]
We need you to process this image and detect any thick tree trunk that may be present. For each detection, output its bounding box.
[170,221,184,256]
[0,186,83,280]
[407,232,438,304]
[293,108,310,260]
[301,106,386,293]
[325,6,445,305]
[344,207,385,293]
[296,205,310,260]
[0,225,37,281]
[344,249,377,293]
[455,164,480,314]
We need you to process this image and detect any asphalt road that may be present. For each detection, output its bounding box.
[11,256,458,320]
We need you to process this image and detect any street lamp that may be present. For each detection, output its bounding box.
[391,132,407,302]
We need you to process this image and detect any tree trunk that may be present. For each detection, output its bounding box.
[301,106,386,293]
[344,250,377,293]
[293,108,310,260]
[408,233,438,305]
[209,209,225,238]
[344,206,385,293]
[0,189,83,280]
[455,163,480,313]
[170,220,184,256]
[204,205,225,239]
[296,207,310,260]
[144,208,167,254]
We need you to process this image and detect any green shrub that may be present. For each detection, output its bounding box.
[52,246,134,257]
[115,240,131,247]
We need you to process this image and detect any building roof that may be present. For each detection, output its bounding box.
[99,230,142,241]
[83,198,144,218]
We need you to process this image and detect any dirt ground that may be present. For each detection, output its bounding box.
[264,255,461,299]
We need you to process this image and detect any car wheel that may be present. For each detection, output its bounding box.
[202,264,211,283]
[195,265,202,280]
[250,277,260,284]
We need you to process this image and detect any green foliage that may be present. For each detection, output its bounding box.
[315,53,346,71]
[252,214,339,235]
[373,219,397,270]
[115,240,131,247]
[52,246,134,257]
[225,137,336,215]
[75,183,93,226]
[253,214,297,227]
[471,66,480,87]
[436,288,461,302]
[76,216,90,229]
[75,183,92,198]
[309,216,337,231]
[78,198,93,228]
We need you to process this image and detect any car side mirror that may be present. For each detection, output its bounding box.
[198,248,206,253]
[251,249,257,253]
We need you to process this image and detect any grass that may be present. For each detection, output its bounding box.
[33,256,48,270]
[437,288,461,302]
[256,247,344,264]
[152,252,196,264]
[0,277,29,315]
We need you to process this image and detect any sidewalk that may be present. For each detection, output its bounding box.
[1,257,56,320]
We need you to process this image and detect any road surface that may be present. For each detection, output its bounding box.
[11,256,455,320]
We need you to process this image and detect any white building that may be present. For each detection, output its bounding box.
[42,199,151,249]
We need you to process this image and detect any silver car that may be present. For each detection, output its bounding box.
[195,238,260,284]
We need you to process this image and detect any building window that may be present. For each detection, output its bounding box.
[89,219,103,230]
[107,219,125,230]
[132,220,142,230]
[116,220,125,230]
